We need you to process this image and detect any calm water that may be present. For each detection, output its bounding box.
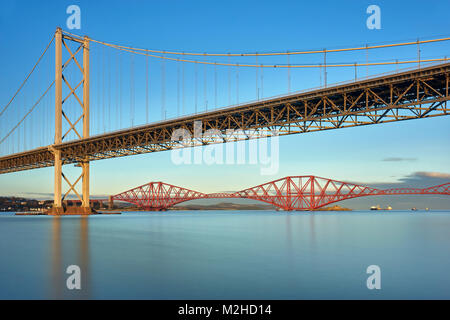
[0,210,449,299]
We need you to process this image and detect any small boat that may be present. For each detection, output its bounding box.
[411,207,418,211]
[370,205,381,210]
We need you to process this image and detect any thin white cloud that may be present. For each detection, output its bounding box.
[382,157,417,162]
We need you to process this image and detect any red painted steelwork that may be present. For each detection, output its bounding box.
[112,176,450,211]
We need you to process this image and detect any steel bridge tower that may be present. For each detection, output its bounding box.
[47,27,92,214]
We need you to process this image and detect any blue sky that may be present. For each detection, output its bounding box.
[0,0,449,209]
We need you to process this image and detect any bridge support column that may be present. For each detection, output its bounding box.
[81,35,90,209]
[46,28,94,215]
[52,27,63,214]
[108,196,114,209]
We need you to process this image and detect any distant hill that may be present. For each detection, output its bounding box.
[171,202,275,211]
[110,202,351,211]
[314,205,352,211]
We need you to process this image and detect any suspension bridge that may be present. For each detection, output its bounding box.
[0,27,449,214]
[111,176,450,211]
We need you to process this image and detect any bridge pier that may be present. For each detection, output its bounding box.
[108,196,114,209]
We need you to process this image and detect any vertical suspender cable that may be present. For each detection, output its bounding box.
[366,44,368,78]
[182,57,185,114]
[417,38,421,68]
[319,63,322,86]
[119,51,122,128]
[17,95,21,152]
[323,49,327,88]
[260,64,263,99]
[23,92,26,150]
[162,55,166,119]
[97,45,100,134]
[18,94,21,151]
[256,54,259,99]
[45,68,48,145]
[40,66,44,146]
[228,54,231,106]
[102,45,106,133]
[236,64,239,104]
[287,52,291,93]
[116,51,119,129]
[146,54,149,123]
[45,77,48,146]
[30,72,33,148]
[130,54,134,127]
[21,93,24,152]
[195,62,198,113]
[108,48,111,132]
[214,62,217,108]
[177,58,180,116]
[203,56,207,111]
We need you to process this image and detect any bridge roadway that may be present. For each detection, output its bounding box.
[1,62,449,174]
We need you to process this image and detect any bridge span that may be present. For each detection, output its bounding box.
[111,176,450,211]
[1,62,449,175]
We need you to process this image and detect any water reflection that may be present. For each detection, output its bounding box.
[79,216,90,299]
[285,213,292,251]
[50,216,90,299]
[22,210,447,299]
[309,213,316,250]
[51,216,62,299]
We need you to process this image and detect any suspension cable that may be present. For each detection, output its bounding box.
[0,81,55,146]
[0,35,54,118]
[62,30,450,57]
[80,43,450,68]
[61,30,450,68]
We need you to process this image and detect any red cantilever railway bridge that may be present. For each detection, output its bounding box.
[111,176,450,211]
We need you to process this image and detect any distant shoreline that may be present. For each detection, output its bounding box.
[107,202,352,211]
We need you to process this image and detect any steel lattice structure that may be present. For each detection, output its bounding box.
[113,182,209,211]
[0,62,449,175]
[112,176,450,211]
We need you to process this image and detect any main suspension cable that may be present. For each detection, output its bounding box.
[62,30,450,57]
[0,81,55,146]
[61,30,450,68]
[84,43,450,68]
[0,35,55,118]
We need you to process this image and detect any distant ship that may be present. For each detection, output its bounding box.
[370,205,392,211]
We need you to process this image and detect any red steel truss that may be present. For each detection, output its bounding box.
[112,176,450,211]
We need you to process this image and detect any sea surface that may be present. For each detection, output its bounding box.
[0,210,449,299]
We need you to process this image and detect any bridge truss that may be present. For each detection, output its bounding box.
[0,62,449,176]
[112,176,450,211]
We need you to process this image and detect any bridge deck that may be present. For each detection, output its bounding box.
[1,62,449,174]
